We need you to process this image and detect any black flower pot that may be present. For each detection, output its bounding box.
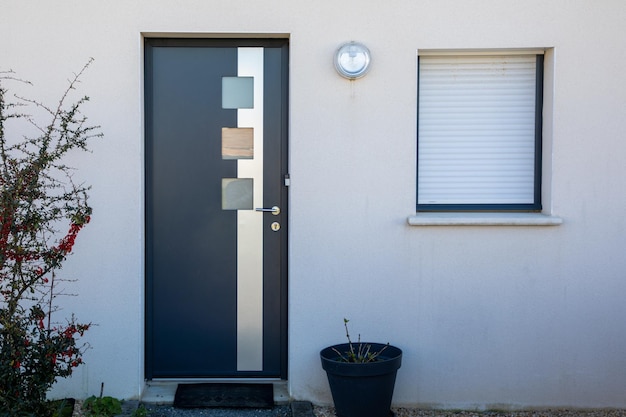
[320,343,402,417]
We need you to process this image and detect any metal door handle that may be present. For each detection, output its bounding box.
[255,206,280,215]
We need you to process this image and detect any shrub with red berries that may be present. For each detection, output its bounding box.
[0,60,101,416]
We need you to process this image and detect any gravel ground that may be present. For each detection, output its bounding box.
[70,401,626,417]
[313,406,626,417]
[133,406,626,417]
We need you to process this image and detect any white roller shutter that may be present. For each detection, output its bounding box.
[417,54,539,207]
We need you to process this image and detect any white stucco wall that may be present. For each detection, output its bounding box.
[2,0,626,410]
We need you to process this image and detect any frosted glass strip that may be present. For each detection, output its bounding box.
[418,55,537,205]
[236,47,264,371]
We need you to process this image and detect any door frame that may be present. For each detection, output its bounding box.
[143,37,289,380]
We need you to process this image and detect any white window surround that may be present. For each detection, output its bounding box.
[409,48,560,226]
[407,212,562,226]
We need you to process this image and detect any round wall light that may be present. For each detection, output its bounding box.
[334,41,371,79]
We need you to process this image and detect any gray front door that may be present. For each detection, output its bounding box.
[145,38,288,379]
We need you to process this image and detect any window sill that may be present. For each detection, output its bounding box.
[407,212,563,226]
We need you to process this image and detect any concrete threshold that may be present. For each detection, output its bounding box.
[141,380,290,405]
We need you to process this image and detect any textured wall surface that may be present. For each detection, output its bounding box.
[1,0,625,409]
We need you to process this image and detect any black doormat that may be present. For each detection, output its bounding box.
[173,383,274,409]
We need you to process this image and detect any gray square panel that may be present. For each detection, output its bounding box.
[222,178,253,210]
[222,77,254,109]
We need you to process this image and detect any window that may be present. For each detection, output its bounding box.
[417,52,544,211]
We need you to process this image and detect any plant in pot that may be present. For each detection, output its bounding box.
[320,318,402,417]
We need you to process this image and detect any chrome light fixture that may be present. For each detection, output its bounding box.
[334,41,371,79]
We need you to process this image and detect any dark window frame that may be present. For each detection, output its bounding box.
[416,54,544,212]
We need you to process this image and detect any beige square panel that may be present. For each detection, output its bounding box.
[222,128,254,160]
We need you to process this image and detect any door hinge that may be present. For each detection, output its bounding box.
[284,174,291,187]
